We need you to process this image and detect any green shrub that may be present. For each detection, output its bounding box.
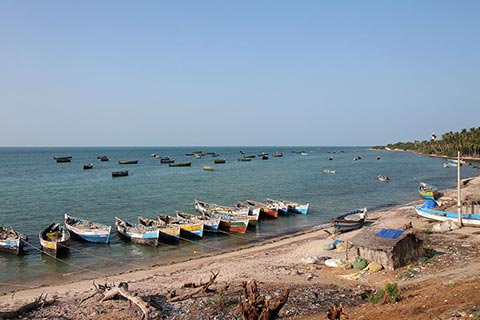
[368,283,399,305]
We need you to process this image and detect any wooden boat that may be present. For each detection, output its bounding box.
[0,226,27,255]
[233,202,261,226]
[64,213,111,243]
[203,165,215,171]
[112,170,129,177]
[261,155,269,160]
[265,199,289,215]
[377,175,390,182]
[56,157,72,163]
[137,216,180,242]
[418,182,438,200]
[194,199,249,216]
[83,163,93,170]
[279,199,309,214]
[238,157,252,162]
[176,211,220,232]
[333,208,368,234]
[300,152,308,156]
[272,152,283,157]
[98,155,109,161]
[169,161,192,167]
[157,214,204,238]
[194,200,249,233]
[119,160,138,164]
[115,217,159,246]
[214,159,226,164]
[54,155,72,160]
[413,203,480,227]
[160,157,175,164]
[245,200,278,218]
[376,156,381,160]
[39,223,70,256]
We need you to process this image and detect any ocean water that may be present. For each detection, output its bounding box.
[0,146,478,291]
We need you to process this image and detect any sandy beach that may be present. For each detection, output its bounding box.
[1,176,479,319]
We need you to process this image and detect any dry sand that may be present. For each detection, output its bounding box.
[1,175,479,319]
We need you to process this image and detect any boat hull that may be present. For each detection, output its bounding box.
[414,206,480,227]
[115,218,159,246]
[64,214,111,243]
[39,224,70,257]
[0,238,23,255]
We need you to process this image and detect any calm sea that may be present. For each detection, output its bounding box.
[0,146,478,291]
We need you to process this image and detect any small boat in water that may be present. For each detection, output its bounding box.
[272,152,283,157]
[169,161,192,167]
[55,156,72,163]
[418,182,438,200]
[265,199,289,215]
[64,213,111,243]
[323,169,336,174]
[377,175,390,182]
[0,226,27,255]
[119,160,138,164]
[83,163,93,170]
[115,217,160,246]
[39,223,70,256]
[98,155,109,161]
[333,208,368,234]
[214,159,226,164]
[203,165,215,171]
[194,199,250,233]
[160,157,175,164]
[238,157,252,162]
[245,199,279,218]
[112,170,129,177]
[279,199,309,214]
[176,211,221,232]
[137,217,180,242]
[157,214,204,238]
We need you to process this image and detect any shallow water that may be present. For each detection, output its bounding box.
[0,146,477,290]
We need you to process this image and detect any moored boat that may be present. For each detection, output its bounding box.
[137,216,180,242]
[64,213,111,243]
[98,155,109,161]
[194,199,250,233]
[157,214,204,238]
[245,199,278,218]
[169,161,192,167]
[39,223,70,256]
[112,170,129,177]
[115,217,159,246]
[0,226,27,255]
[176,211,221,232]
[214,159,226,164]
[56,157,72,163]
[238,157,252,162]
[279,199,309,214]
[265,199,289,215]
[83,163,94,170]
[323,169,336,174]
[160,157,175,164]
[203,165,215,171]
[418,182,438,200]
[332,208,368,234]
[377,175,390,182]
[272,152,283,157]
[119,160,138,164]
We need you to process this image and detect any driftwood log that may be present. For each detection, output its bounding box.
[238,279,289,320]
[167,271,219,302]
[0,294,55,319]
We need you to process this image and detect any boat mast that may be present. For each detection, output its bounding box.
[457,151,462,226]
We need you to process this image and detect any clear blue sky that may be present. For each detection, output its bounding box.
[1,1,479,147]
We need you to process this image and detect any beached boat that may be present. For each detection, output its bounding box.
[377,175,390,182]
[418,182,438,200]
[203,165,215,171]
[83,163,93,170]
[245,200,278,218]
[64,213,111,243]
[194,200,249,233]
[112,170,129,177]
[279,199,310,214]
[169,162,192,167]
[176,211,221,232]
[0,226,27,255]
[332,208,368,234]
[214,159,226,164]
[119,160,138,164]
[137,217,180,242]
[39,223,70,256]
[115,217,159,246]
[157,214,204,238]
[414,202,480,227]
[265,199,289,215]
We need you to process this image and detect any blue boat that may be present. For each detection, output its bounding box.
[0,226,27,255]
[414,201,480,227]
[418,182,438,200]
[333,208,368,234]
[64,213,111,243]
[115,217,160,246]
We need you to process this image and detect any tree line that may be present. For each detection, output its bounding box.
[373,127,480,158]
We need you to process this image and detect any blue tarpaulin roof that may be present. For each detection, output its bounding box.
[376,229,404,239]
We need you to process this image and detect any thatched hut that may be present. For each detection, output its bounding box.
[348,227,424,270]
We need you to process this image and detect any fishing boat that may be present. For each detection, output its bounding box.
[265,199,289,215]
[119,160,138,164]
[214,159,226,164]
[332,208,368,234]
[279,199,310,214]
[98,155,109,161]
[245,199,278,218]
[115,217,160,246]
[414,152,480,227]
[169,161,192,167]
[56,157,72,163]
[272,152,283,157]
[160,157,175,163]
[233,202,261,226]
[203,165,215,171]
[39,223,70,256]
[418,182,438,200]
[176,211,221,232]
[157,214,204,238]
[261,155,269,160]
[54,155,72,160]
[323,169,336,174]
[83,163,93,170]
[377,175,390,182]
[238,157,252,162]
[112,170,129,177]
[64,213,111,243]
[446,159,466,167]
[0,226,27,255]
[137,216,180,242]
[194,199,249,216]
[194,200,249,233]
